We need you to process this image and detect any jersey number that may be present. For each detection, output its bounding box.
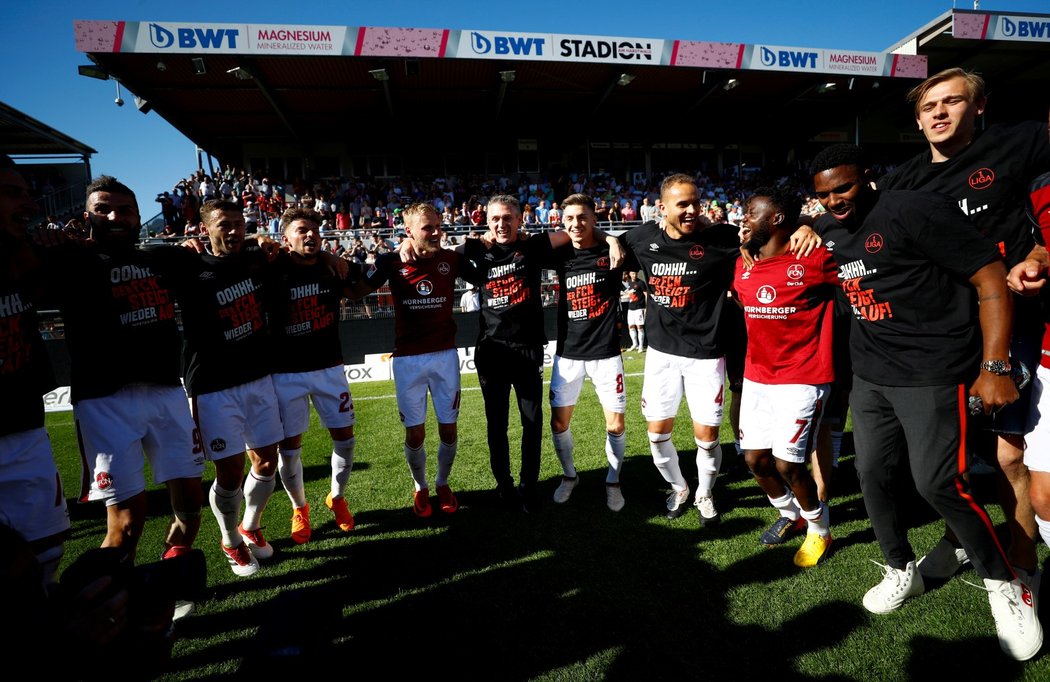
[339,392,353,413]
[191,428,204,455]
[714,385,724,406]
[615,374,624,394]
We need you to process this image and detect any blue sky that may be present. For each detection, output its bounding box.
[3,0,1048,215]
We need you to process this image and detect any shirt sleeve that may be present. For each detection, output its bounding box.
[364,253,394,289]
[912,192,1002,279]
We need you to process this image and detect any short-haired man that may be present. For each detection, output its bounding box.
[151,200,284,576]
[0,156,69,583]
[268,208,359,540]
[43,176,204,568]
[619,174,741,524]
[548,194,628,511]
[878,67,1050,586]
[733,187,837,567]
[811,144,1040,661]
[360,203,478,517]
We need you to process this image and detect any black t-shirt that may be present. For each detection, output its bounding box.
[879,121,1050,268]
[45,243,182,403]
[620,221,740,358]
[462,236,553,347]
[0,273,56,435]
[267,253,351,373]
[550,241,622,360]
[813,189,1001,386]
[626,279,647,310]
[149,245,271,397]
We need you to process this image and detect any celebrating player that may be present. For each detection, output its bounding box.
[548,194,628,511]
[732,187,836,567]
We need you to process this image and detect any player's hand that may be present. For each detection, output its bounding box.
[1007,258,1048,296]
[788,225,821,258]
[399,238,419,263]
[30,226,70,248]
[180,237,205,253]
[970,372,1019,415]
[739,245,757,269]
[253,235,280,262]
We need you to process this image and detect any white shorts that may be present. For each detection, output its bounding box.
[549,355,627,413]
[1024,365,1050,472]
[76,384,205,505]
[192,375,284,461]
[627,309,645,327]
[0,427,70,542]
[392,348,461,427]
[272,366,355,438]
[738,379,829,464]
[641,347,725,425]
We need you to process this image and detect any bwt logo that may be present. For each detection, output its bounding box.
[149,23,240,49]
[759,47,818,69]
[1001,18,1050,38]
[470,32,545,56]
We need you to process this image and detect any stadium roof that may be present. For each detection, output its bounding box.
[72,9,1050,172]
[0,100,96,158]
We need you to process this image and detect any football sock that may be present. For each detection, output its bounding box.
[769,489,801,520]
[552,428,576,478]
[649,431,687,492]
[210,481,243,547]
[277,447,307,508]
[606,429,626,484]
[242,470,276,531]
[331,437,355,498]
[800,501,830,537]
[694,439,722,498]
[436,439,457,488]
[405,442,428,491]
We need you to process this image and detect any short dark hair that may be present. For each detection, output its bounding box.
[200,199,241,225]
[750,186,802,228]
[809,144,869,177]
[85,175,136,208]
[561,193,595,212]
[280,207,322,233]
[660,173,695,199]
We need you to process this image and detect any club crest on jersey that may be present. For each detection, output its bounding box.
[689,245,705,260]
[210,438,226,453]
[95,471,113,490]
[438,261,451,275]
[968,167,995,190]
[757,285,777,304]
[864,233,884,254]
[596,256,610,268]
[787,264,805,280]
[416,279,434,296]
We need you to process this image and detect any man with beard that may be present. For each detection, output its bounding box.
[811,144,1040,661]
[267,208,359,541]
[42,176,204,571]
[732,186,837,567]
[0,155,69,583]
[358,203,479,517]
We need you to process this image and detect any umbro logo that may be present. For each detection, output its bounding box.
[97,253,110,262]
[484,253,495,261]
[824,240,835,252]
[649,243,659,251]
[200,271,215,279]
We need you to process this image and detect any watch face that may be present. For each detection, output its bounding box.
[982,360,1011,375]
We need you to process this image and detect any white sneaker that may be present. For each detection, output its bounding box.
[863,560,925,614]
[917,538,970,580]
[694,495,720,526]
[606,484,625,512]
[983,577,1043,661]
[553,476,579,504]
[173,600,196,621]
[666,488,691,519]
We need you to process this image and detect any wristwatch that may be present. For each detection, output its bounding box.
[980,359,1012,376]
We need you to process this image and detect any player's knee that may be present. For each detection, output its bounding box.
[775,459,807,487]
[744,450,773,476]
[647,431,672,462]
[1029,479,1050,518]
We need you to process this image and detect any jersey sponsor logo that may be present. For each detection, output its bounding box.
[210,438,226,452]
[864,233,884,254]
[416,279,434,296]
[438,261,451,275]
[786,264,805,280]
[968,167,995,190]
[756,285,776,304]
[596,256,610,268]
[95,471,113,490]
[688,245,705,260]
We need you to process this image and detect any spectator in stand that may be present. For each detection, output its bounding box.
[350,238,368,265]
[441,205,454,225]
[522,204,537,227]
[622,200,637,222]
[549,201,562,230]
[640,196,660,223]
[607,201,622,224]
[336,209,352,231]
[470,203,484,226]
[595,199,610,224]
[535,200,550,226]
[199,177,216,202]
